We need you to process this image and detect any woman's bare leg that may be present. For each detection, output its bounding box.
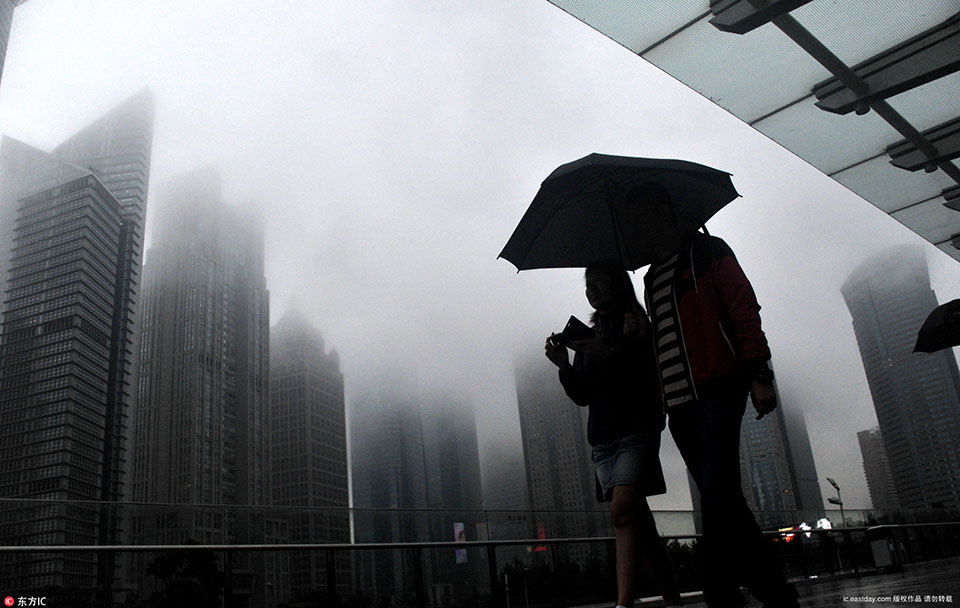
[610,485,639,606]
[611,485,683,606]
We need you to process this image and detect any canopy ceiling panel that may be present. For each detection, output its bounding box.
[892,196,956,244]
[832,156,956,213]
[546,0,960,261]
[885,72,960,132]
[645,19,826,122]
[790,1,957,65]
[754,102,891,174]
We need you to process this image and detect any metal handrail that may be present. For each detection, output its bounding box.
[2,522,959,553]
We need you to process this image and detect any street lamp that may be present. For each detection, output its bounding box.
[826,477,844,528]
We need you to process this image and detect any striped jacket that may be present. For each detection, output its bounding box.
[643,232,771,400]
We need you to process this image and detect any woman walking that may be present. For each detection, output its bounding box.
[544,260,682,608]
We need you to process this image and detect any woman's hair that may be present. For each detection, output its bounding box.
[585,259,647,328]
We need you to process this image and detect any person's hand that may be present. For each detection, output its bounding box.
[623,313,640,337]
[751,379,777,419]
[567,336,611,357]
[544,335,571,370]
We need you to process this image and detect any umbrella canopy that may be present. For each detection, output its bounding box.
[914,298,960,353]
[499,153,740,271]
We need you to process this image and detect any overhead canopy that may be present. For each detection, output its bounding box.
[546,0,960,261]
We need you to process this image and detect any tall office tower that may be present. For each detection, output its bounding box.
[0,137,88,317]
[55,91,155,506]
[421,398,484,603]
[131,169,270,602]
[0,172,122,592]
[481,439,528,513]
[842,245,960,512]
[515,356,598,563]
[55,93,155,596]
[0,93,154,597]
[350,397,431,601]
[857,427,901,511]
[0,0,28,86]
[739,404,796,527]
[739,393,823,527]
[270,309,350,600]
[0,1,12,85]
[779,403,824,518]
[480,439,529,568]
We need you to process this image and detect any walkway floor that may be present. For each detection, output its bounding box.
[624,557,960,607]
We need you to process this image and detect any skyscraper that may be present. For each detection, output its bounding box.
[350,396,431,601]
[421,398,484,603]
[270,308,350,599]
[0,1,28,86]
[779,403,824,518]
[842,246,960,512]
[131,168,270,601]
[739,386,823,527]
[0,92,154,596]
[0,173,123,591]
[857,427,901,511]
[133,167,269,511]
[514,356,598,561]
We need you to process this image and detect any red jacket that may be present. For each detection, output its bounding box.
[643,232,770,397]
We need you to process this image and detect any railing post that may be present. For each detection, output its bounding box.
[842,529,858,573]
[413,546,426,608]
[487,543,502,607]
[793,530,808,579]
[326,548,339,607]
[224,549,234,608]
[550,543,566,607]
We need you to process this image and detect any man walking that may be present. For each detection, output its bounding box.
[640,183,799,608]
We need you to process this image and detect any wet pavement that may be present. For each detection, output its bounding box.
[591,557,960,608]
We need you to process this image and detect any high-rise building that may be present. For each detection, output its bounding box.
[421,398,484,604]
[270,308,350,600]
[0,173,123,591]
[481,440,528,513]
[0,92,154,596]
[350,396,431,601]
[479,439,530,573]
[514,356,598,562]
[842,246,960,512]
[857,427,901,511]
[0,0,28,86]
[779,403,824,518]
[131,168,270,603]
[739,384,823,528]
[0,136,89,317]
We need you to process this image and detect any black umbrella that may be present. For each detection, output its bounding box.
[914,299,960,353]
[499,153,740,271]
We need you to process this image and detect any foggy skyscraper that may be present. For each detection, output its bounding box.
[270,308,350,599]
[350,397,431,600]
[132,168,269,520]
[0,173,123,591]
[739,383,824,527]
[422,398,484,603]
[0,92,154,595]
[514,356,597,560]
[842,246,960,512]
[857,427,901,511]
[0,1,28,86]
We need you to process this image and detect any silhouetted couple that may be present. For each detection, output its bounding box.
[545,225,800,607]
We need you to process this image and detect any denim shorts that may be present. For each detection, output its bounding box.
[592,433,666,501]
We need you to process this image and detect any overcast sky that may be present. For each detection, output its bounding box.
[3,0,959,513]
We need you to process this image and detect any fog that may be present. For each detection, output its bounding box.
[3,0,959,510]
